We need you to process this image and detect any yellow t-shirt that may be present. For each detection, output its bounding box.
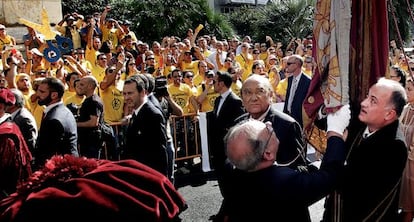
[100,84,125,123]
[167,83,194,114]
[86,46,99,67]
[196,84,219,112]
[64,95,85,106]
[91,65,106,84]
[29,101,45,130]
[276,78,288,101]
[231,80,243,98]
[235,53,253,81]
[193,74,205,87]
[62,90,76,104]
[0,35,14,50]
[181,60,199,76]
[101,26,121,52]
[163,65,176,77]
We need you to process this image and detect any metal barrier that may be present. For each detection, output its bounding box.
[170,113,202,161]
[105,114,202,163]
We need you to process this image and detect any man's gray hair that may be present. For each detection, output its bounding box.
[10,88,25,108]
[376,77,407,116]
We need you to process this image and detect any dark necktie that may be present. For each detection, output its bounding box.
[129,112,137,127]
[214,96,222,116]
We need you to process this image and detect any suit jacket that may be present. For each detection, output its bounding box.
[124,101,168,176]
[226,136,346,222]
[209,91,245,167]
[283,73,311,127]
[35,103,78,168]
[12,108,38,153]
[236,104,307,168]
[335,120,407,221]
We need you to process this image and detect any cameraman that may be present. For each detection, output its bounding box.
[154,76,183,183]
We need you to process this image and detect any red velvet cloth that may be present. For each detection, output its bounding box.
[0,121,32,198]
[0,156,187,222]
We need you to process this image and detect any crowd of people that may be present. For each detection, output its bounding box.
[0,5,413,222]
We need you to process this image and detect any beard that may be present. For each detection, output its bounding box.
[38,94,52,106]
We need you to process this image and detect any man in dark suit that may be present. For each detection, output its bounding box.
[34,77,78,169]
[224,105,350,221]
[122,75,168,176]
[235,74,307,169]
[322,78,408,221]
[283,54,311,127]
[208,71,245,221]
[7,89,38,154]
[138,73,179,182]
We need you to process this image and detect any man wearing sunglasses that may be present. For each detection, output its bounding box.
[283,54,311,127]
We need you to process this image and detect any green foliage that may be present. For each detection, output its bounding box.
[62,0,109,16]
[388,0,414,46]
[108,0,234,42]
[62,0,233,42]
[226,0,315,47]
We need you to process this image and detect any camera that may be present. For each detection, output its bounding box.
[155,76,169,97]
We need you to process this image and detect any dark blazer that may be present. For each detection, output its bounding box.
[226,136,346,222]
[124,101,168,176]
[325,120,407,221]
[235,104,307,168]
[35,103,78,168]
[283,73,311,127]
[209,92,245,167]
[12,107,38,153]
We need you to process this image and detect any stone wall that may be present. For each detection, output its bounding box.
[0,0,62,26]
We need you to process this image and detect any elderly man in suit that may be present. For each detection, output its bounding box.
[208,71,245,221]
[122,75,168,176]
[34,77,78,169]
[235,74,307,169]
[283,54,311,127]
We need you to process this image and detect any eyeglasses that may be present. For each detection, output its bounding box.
[242,88,268,99]
[263,124,274,149]
[128,63,136,66]
[252,123,274,162]
[286,62,296,66]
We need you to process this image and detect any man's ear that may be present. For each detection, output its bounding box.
[51,91,59,100]
[262,149,274,161]
[384,109,397,121]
